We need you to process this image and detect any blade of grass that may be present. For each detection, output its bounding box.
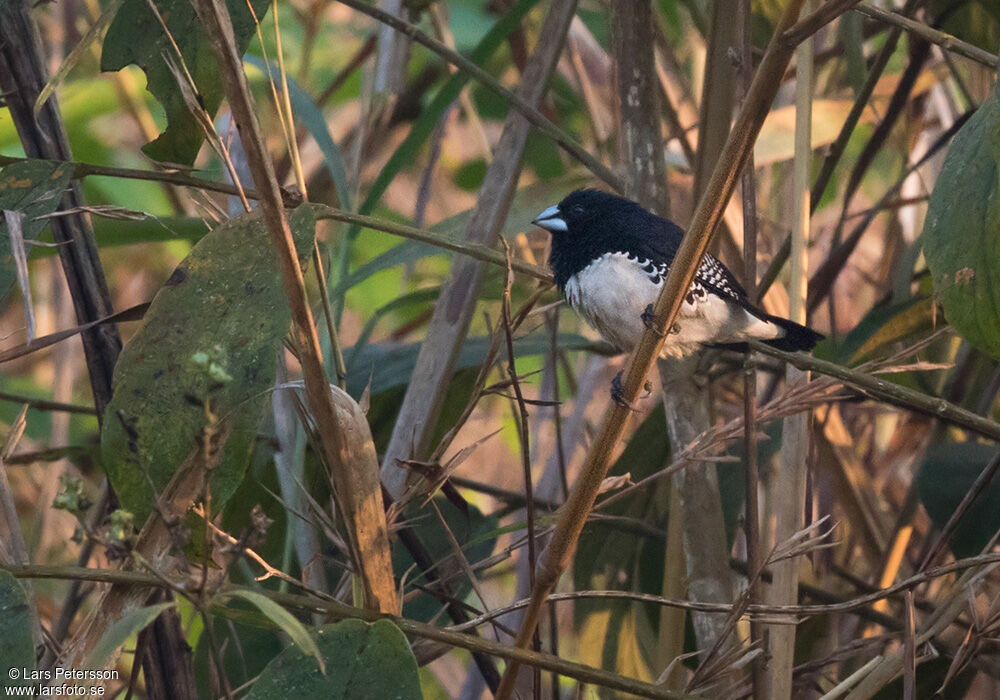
[33,0,126,116]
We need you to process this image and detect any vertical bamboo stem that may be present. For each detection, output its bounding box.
[658,360,735,650]
[765,4,813,697]
[737,1,764,696]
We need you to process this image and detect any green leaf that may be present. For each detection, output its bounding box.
[100,206,316,523]
[839,12,866,96]
[917,441,1000,559]
[218,590,324,674]
[346,288,441,369]
[43,216,208,250]
[339,239,438,293]
[100,0,269,164]
[34,0,126,116]
[923,80,1000,360]
[247,619,421,700]
[429,171,591,241]
[0,572,34,688]
[0,159,75,299]
[84,602,175,669]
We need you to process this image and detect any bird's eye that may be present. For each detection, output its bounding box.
[571,204,585,216]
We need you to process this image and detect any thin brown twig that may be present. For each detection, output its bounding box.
[377,0,577,502]
[500,239,541,695]
[854,2,998,68]
[312,205,552,283]
[0,391,98,415]
[903,590,916,700]
[783,0,862,46]
[756,0,917,301]
[0,154,302,206]
[749,339,1000,443]
[12,550,1000,624]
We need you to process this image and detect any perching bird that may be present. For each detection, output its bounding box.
[533,189,823,360]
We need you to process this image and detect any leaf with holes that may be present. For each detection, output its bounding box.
[923,80,1000,359]
[100,206,315,523]
[246,619,421,700]
[100,0,269,164]
[0,159,74,300]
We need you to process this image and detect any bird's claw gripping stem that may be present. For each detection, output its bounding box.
[641,304,666,337]
[610,371,653,410]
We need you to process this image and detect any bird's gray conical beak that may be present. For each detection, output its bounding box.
[532,205,568,233]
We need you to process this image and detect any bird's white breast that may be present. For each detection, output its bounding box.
[564,252,780,358]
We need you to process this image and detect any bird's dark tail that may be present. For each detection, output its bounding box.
[761,314,824,352]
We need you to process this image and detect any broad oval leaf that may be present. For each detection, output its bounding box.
[0,572,34,688]
[194,609,284,693]
[247,619,421,700]
[923,81,1000,359]
[100,206,316,523]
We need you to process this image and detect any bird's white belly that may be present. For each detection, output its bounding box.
[564,253,778,358]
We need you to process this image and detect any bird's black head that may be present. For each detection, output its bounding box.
[533,189,673,290]
[532,189,640,239]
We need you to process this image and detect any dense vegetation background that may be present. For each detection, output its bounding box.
[2,0,1000,698]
